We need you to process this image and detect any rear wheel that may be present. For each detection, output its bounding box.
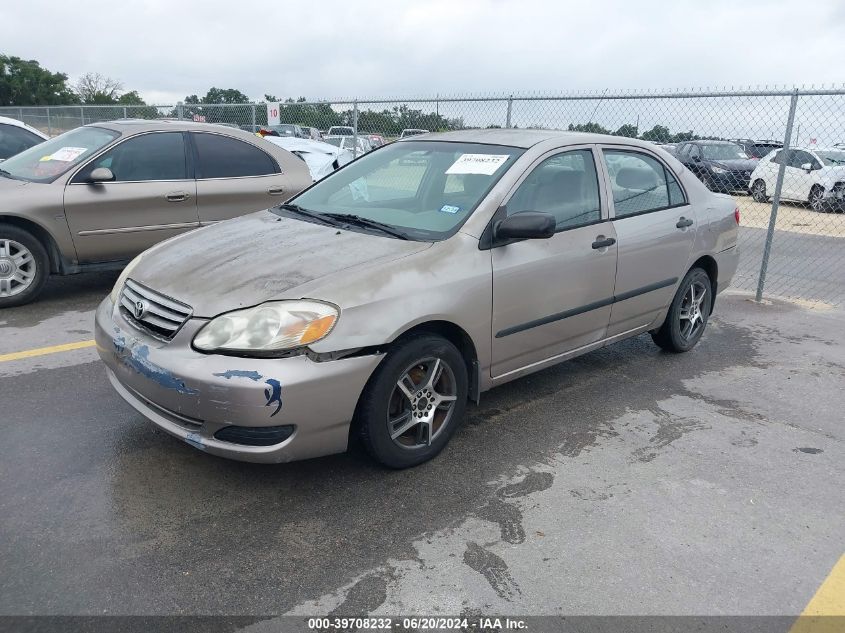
[651,268,712,353]
[0,225,49,308]
[358,333,467,468]
[809,185,829,212]
[751,179,768,203]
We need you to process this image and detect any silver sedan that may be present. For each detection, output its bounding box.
[95,129,739,468]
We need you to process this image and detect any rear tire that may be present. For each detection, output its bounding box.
[751,179,768,203]
[0,225,49,308]
[358,333,467,469]
[651,268,712,353]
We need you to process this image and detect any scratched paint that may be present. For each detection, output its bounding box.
[115,340,199,396]
[264,379,283,417]
[213,370,264,381]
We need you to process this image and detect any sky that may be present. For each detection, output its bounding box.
[3,0,845,105]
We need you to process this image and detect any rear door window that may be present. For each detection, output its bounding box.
[192,133,279,179]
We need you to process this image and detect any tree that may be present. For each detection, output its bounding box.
[614,124,639,138]
[0,55,77,105]
[75,72,123,104]
[568,122,611,135]
[639,125,672,143]
[117,90,145,105]
[186,87,250,104]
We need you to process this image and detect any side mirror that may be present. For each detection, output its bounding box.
[800,162,813,172]
[495,212,556,241]
[88,167,115,183]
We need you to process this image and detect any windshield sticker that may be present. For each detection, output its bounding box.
[446,153,510,175]
[49,147,88,162]
[439,204,461,214]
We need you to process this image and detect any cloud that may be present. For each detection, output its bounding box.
[3,0,844,104]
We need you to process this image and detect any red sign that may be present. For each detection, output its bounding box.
[193,114,206,123]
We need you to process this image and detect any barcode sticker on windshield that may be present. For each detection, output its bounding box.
[49,147,88,162]
[446,154,510,175]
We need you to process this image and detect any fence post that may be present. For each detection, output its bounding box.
[352,99,359,159]
[176,102,184,120]
[755,89,799,302]
[19,107,23,122]
[46,107,52,136]
[123,106,127,119]
[251,104,256,132]
[80,106,85,126]
[506,95,513,128]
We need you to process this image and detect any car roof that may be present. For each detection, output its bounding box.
[83,119,271,141]
[401,128,670,150]
[0,115,49,139]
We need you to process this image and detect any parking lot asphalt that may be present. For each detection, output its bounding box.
[1,244,843,619]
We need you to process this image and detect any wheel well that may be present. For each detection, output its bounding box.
[691,255,718,306]
[395,320,480,402]
[0,216,62,274]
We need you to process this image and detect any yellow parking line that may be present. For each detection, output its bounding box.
[0,340,96,363]
[790,554,845,633]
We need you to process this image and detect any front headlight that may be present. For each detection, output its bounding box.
[109,253,144,304]
[710,166,727,174]
[193,300,339,354]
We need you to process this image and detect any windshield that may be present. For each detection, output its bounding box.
[817,150,845,166]
[324,137,343,147]
[329,127,353,136]
[702,143,748,160]
[286,141,524,241]
[0,126,119,183]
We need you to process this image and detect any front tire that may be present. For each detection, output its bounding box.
[358,333,468,468]
[751,179,768,203]
[651,268,712,353]
[0,225,49,308]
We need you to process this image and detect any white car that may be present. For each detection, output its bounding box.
[0,116,49,161]
[323,135,371,156]
[750,146,845,212]
[327,126,354,136]
[262,136,353,181]
[400,128,429,138]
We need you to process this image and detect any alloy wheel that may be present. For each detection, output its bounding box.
[679,280,708,341]
[0,239,37,298]
[752,181,767,202]
[387,357,458,449]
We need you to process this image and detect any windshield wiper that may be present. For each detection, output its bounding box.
[0,167,15,179]
[276,203,342,227]
[322,213,410,240]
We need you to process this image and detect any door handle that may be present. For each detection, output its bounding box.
[267,186,286,196]
[165,191,190,202]
[591,236,616,249]
[676,217,694,229]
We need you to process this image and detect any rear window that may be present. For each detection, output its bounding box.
[0,123,43,159]
[193,133,279,179]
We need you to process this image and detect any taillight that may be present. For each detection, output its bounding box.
[734,208,741,224]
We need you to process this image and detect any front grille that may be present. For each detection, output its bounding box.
[120,279,192,340]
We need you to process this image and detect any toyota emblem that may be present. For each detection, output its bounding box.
[133,299,148,320]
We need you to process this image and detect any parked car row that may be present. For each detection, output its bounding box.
[660,139,844,211]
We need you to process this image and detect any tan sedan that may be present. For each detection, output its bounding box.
[95,129,740,468]
[0,120,311,307]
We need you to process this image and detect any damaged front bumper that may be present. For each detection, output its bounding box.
[94,297,384,463]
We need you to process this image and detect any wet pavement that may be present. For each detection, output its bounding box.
[0,271,843,618]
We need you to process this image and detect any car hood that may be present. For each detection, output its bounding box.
[818,165,845,178]
[129,211,433,317]
[711,158,758,171]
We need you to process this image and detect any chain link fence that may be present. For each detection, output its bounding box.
[2,88,844,305]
